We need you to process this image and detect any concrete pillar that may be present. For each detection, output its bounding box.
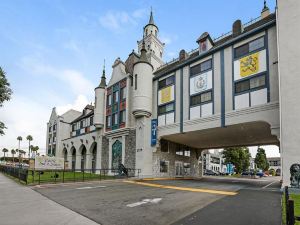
[76,149,81,170]
[67,150,72,169]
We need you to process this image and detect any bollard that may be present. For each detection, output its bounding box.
[288,199,295,225]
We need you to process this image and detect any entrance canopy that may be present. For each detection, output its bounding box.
[161,122,279,149]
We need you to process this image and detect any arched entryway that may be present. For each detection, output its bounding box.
[80,145,87,171]
[112,140,122,170]
[90,142,97,173]
[71,147,76,171]
[62,148,68,162]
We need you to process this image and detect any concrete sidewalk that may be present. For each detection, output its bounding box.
[0,173,100,225]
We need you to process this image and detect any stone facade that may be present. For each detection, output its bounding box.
[124,129,136,169]
[101,136,109,169]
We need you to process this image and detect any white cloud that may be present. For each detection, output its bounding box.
[0,95,49,156]
[20,55,94,97]
[99,8,147,32]
[56,94,90,115]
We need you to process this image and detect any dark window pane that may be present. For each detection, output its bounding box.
[200,60,212,72]
[190,94,201,106]
[190,64,201,76]
[250,75,266,89]
[201,91,212,103]
[249,37,265,52]
[235,80,250,93]
[158,103,174,115]
[159,75,174,89]
[235,44,249,58]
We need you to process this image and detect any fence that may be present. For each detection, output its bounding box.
[0,165,28,184]
[284,186,300,225]
[0,165,141,185]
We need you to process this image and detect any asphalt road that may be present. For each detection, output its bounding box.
[33,176,282,225]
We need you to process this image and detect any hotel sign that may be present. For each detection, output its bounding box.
[35,156,64,170]
[151,119,157,146]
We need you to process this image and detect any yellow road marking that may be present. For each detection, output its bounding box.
[140,177,195,181]
[124,180,237,196]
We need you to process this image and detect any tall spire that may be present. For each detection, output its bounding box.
[99,59,106,88]
[149,7,154,25]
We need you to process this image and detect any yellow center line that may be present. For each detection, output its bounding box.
[123,180,237,196]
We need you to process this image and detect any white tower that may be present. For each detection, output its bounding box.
[133,39,154,177]
[94,63,106,128]
[137,9,165,70]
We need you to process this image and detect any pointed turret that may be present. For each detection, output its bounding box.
[94,61,106,128]
[148,8,155,25]
[98,60,106,88]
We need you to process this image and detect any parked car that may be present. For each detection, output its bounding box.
[204,169,218,176]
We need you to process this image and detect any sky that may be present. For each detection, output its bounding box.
[0,0,279,157]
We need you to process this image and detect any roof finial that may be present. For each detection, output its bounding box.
[263,0,269,10]
[149,7,154,24]
[99,59,106,88]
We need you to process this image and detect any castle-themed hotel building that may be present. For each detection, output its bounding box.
[46,1,300,186]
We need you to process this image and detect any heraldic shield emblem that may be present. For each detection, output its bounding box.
[194,74,207,93]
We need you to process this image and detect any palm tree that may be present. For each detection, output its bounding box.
[17,136,22,151]
[11,149,16,163]
[2,148,8,161]
[26,135,33,158]
[31,146,39,157]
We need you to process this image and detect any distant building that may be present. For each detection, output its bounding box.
[267,157,281,174]
[202,149,227,173]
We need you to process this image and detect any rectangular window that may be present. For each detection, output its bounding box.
[235,75,266,94]
[158,102,174,115]
[72,124,76,131]
[249,37,265,52]
[80,121,83,128]
[107,95,112,106]
[119,110,126,123]
[53,124,56,131]
[135,74,137,90]
[234,37,265,58]
[190,59,212,76]
[250,75,266,89]
[49,126,51,132]
[83,119,86,127]
[160,161,169,173]
[190,91,212,106]
[112,113,118,125]
[106,116,111,127]
[158,75,175,89]
[184,150,191,157]
[90,116,93,126]
[113,91,119,103]
[235,44,249,58]
[120,87,126,100]
[200,59,212,72]
[235,80,250,93]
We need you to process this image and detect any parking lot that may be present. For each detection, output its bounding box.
[33,177,282,225]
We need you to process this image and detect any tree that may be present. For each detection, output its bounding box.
[31,146,39,157]
[2,148,8,161]
[17,136,22,151]
[0,67,12,135]
[255,147,269,171]
[222,147,251,174]
[26,135,33,158]
[11,149,16,163]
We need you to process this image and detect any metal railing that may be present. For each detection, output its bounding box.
[284,186,300,225]
[0,165,141,185]
[0,165,28,184]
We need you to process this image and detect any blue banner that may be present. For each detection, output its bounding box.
[151,119,157,146]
